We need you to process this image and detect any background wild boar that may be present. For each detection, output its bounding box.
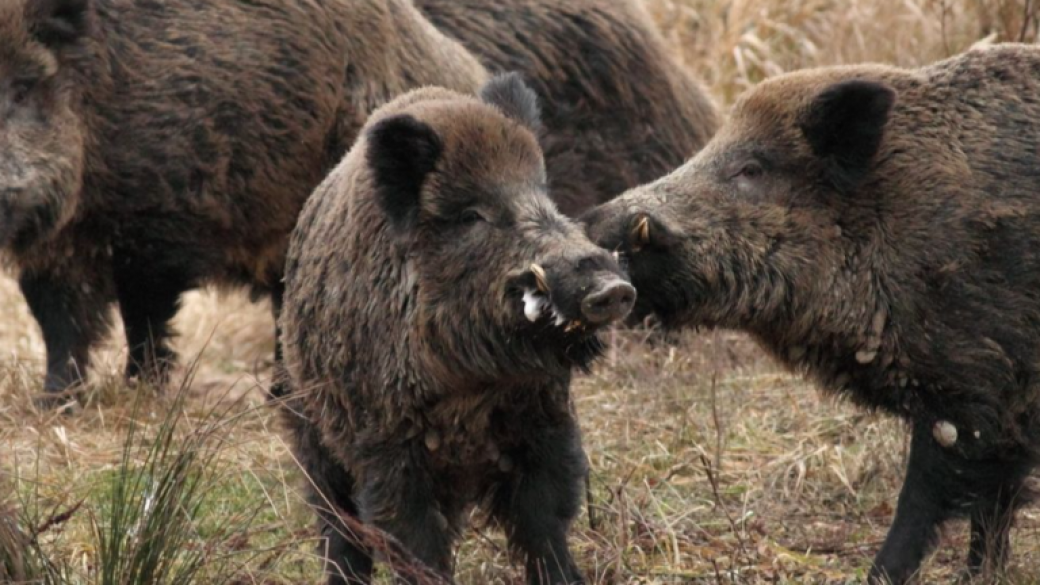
[2,0,711,406]
[280,76,634,584]
[0,0,485,403]
[583,45,1040,583]
[416,0,719,216]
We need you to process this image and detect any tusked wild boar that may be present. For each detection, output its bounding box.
[415,0,720,216]
[280,76,635,585]
[0,0,486,404]
[583,45,1040,583]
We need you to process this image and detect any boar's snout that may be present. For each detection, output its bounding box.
[581,278,636,325]
[581,202,678,254]
[514,247,634,331]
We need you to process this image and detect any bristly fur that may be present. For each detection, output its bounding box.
[281,85,628,584]
[415,0,720,216]
[0,0,487,398]
[584,44,1040,584]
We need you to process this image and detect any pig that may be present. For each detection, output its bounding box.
[280,76,635,584]
[582,45,1040,583]
[0,0,486,404]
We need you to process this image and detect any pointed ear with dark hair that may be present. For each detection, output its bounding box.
[29,0,92,49]
[480,72,542,133]
[799,79,896,191]
[366,114,443,232]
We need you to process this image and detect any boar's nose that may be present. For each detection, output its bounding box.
[581,279,636,325]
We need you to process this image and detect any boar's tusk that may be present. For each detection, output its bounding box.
[632,216,650,247]
[564,320,582,333]
[530,263,549,293]
[932,420,958,448]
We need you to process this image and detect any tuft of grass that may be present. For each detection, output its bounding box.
[1,362,316,585]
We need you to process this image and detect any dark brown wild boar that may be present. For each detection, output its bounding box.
[280,76,635,585]
[0,0,485,404]
[415,0,719,216]
[583,44,1040,583]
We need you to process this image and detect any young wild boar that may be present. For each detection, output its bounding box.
[415,0,719,216]
[280,76,635,584]
[0,0,486,403]
[583,45,1040,583]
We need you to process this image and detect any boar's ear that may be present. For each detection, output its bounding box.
[367,114,443,232]
[799,79,895,192]
[29,0,92,48]
[480,72,542,133]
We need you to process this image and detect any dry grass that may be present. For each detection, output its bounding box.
[3,0,1040,582]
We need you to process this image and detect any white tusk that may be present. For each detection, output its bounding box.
[530,263,549,293]
[633,216,650,246]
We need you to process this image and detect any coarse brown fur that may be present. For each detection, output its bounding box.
[281,78,633,584]
[0,0,486,398]
[583,44,1040,583]
[416,0,719,216]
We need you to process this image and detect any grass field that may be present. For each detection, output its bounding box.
[3,1,1040,583]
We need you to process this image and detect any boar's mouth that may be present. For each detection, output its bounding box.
[518,284,594,335]
[513,262,635,337]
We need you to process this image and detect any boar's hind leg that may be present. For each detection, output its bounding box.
[870,421,954,584]
[492,420,587,585]
[20,268,113,405]
[967,454,1033,579]
[968,490,1014,578]
[112,252,191,387]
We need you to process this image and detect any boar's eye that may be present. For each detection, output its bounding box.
[10,78,37,106]
[457,209,487,226]
[736,161,764,180]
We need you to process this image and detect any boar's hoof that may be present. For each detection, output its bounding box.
[932,420,958,448]
[580,280,636,325]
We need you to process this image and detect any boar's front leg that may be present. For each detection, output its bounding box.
[112,250,191,387]
[282,403,373,585]
[20,266,112,406]
[870,421,952,584]
[357,445,457,584]
[492,418,587,585]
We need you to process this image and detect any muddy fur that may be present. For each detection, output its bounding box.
[281,78,632,584]
[416,0,719,216]
[0,0,486,396]
[584,44,1040,583]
